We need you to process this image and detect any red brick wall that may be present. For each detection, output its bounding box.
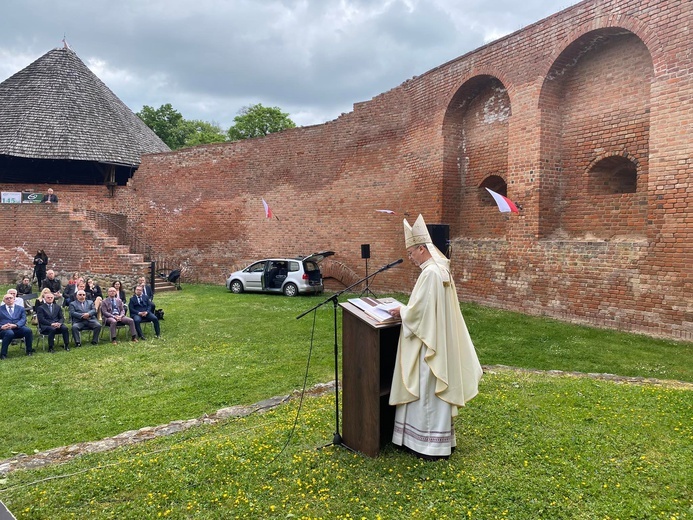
[542,32,652,239]
[2,0,691,340]
[444,76,512,239]
[0,187,148,285]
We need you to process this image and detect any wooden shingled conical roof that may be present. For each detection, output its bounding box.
[0,46,170,167]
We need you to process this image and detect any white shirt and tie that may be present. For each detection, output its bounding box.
[45,303,58,327]
[4,305,16,328]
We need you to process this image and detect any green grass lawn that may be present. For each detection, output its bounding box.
[0,284,691,519]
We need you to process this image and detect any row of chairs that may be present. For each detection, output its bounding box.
[11,319,154,355]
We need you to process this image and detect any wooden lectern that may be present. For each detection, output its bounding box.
[340,301,401,457]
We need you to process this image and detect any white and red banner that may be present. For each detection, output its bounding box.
[262,198,273,219]
[485,188,519,214]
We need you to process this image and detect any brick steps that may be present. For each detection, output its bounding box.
[0,198,153,286]
[153,282,178,293]
[41,206,150,277]
[152,269,180,292]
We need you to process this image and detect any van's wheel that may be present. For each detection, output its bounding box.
[283,283,298,297]
[230,280,243,294]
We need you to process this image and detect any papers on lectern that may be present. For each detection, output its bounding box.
[347,297,402,323]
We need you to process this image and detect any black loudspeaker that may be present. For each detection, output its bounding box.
[361,244,371,259]
[427,224,450,258]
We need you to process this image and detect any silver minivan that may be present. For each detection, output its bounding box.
[226,251,335,296]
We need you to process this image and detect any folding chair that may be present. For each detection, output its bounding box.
[74,327,101,345]
[36,330,66,351]
[111,321,130,341]
[142,320,154,336]
[119,321,130,339]
[10,336,26,353]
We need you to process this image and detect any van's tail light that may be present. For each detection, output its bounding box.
[302,274,309,280]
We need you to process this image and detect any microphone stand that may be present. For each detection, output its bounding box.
[360,257,377,298]
[296,259,403,452]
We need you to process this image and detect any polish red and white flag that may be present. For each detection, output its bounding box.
[485,188,519,214]
[262,198,273,219]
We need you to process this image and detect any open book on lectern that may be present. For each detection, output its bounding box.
[347,297,402,323]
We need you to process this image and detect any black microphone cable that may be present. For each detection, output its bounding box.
[263,306,319,467]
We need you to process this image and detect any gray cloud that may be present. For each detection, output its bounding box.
[0,0,579,128]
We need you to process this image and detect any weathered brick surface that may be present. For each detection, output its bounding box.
[1,0,691,340]
[0,191,149,285]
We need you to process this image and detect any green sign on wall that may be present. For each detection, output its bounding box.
[21,192,44,203]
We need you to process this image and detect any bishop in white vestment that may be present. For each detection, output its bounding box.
[388,215,483,459]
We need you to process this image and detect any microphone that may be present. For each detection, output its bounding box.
[384,258,404,269]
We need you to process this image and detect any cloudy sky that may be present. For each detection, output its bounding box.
[0,0,579,129]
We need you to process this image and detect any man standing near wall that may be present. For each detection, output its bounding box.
[388,215,483,460]
[43,188,58,204]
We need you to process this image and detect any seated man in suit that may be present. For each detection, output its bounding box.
[37,292,70,352]
[0,293,34,359]
[129,285,160,340]
[69,290,101,347]
[101,287,138,344]
[136,276,155,312]
[41,270,63,300]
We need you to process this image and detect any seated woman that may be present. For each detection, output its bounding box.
[112,280,127,303]
[16,276,33,296]
[34,288,53,314]
[85,278,104,319]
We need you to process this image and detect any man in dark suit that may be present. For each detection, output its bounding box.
[37,292,70,352]
[68,290,101,347]
[0,293,34,359]
[102,287,138,344]
[43,188,58,204]
[129,285,160,340]
[136,276,155,311]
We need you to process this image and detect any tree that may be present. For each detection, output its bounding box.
[136,104,189,150]
[183,120,228,147]
[227,103,296,141]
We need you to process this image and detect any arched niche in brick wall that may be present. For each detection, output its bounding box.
[587,153,639,196]
[442,75,511,240]
[538,28,652,240]
[477,175,513,237]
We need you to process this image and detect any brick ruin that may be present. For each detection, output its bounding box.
[1,0,691,340]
